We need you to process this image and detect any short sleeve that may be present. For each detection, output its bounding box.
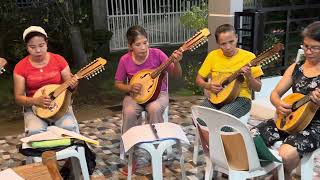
[14,57,27,77]
[198,53,213,78]
[251,66,264,78]
[115,58,127,81]
[14,63,24,77]
[158,49,173,71]
[52,54,68,71]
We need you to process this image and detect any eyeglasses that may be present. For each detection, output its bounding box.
[300,44,320,53]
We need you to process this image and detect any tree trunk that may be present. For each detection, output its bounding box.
[69,26,88,68]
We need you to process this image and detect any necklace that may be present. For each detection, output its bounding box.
[40,68,43,72]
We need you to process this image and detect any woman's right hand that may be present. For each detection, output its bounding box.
[206,82,223,94]
[130,83,142,94]
[33,88,52,108]
[34,95,52,108]
[276,101,292,116]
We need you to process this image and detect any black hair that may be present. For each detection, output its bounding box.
[126,25,148,45]
[24,31,48,43]
[302,21,320,42]
[214,24,236,43]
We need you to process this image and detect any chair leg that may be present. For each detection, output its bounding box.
[193,129,200,165]
[163,107,173,158]
[76,146,90,180]
[57,146,90,180]
[138,139,176,180]
[178,142,186,180]
[150,151,163,180]
[301,153,313,180]
[127,149,134,180]
[277,163,285,180]
[204,156,213,180]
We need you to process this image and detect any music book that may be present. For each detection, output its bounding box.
[0,168,24,180]
[20,126,99,146]
[121,122,190,153]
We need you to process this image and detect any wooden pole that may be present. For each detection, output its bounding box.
[42,151,63,180]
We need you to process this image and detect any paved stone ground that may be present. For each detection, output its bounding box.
[0,96,319,179]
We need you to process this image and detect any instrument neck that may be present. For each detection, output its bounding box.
[52,75,78,98]
[292,93,313,111]
[151,48,183,79]
[221,53,269,86]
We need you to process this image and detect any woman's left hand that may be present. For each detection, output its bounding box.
[68,75,79,90]
[311,88,320,106]
[172,50,183,63]
[241,65,252,79]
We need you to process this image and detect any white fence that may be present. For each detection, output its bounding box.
[106,0,203,51]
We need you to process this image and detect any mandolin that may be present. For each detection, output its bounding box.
[0,58,7,75]
[130,28,211,105]
[276,92,319,134]
[32,57,107,120]
[209,43,284,105]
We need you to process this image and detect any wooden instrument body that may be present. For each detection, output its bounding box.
[32,84,72,120]
[276,93,319,133]
[209,79,242,105]
[129,69,164,105]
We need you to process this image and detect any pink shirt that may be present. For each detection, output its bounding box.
[115,48,174,91]
[14,52,68,97]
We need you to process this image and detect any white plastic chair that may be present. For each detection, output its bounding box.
[192,77,250,164]
[27,145,90,180]
[126,138,185,180]
[25,116,90,180]
[191,105,284,180]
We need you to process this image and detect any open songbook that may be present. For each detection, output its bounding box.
[20,126,99,146]
[121,122,190,153]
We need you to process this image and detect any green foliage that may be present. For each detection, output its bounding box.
[184,61,203,95]
[263,33,280,50]
[180,1,208,95]
[180,1,208,30]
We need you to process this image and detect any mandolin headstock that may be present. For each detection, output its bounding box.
[253,42,284,67]
[76,57,107,80]
[180,28,211,52]
[0,58,7,75]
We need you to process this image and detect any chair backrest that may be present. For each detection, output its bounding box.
[191,105,262,171]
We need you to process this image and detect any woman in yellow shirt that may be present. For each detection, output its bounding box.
[196,24,263,120]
